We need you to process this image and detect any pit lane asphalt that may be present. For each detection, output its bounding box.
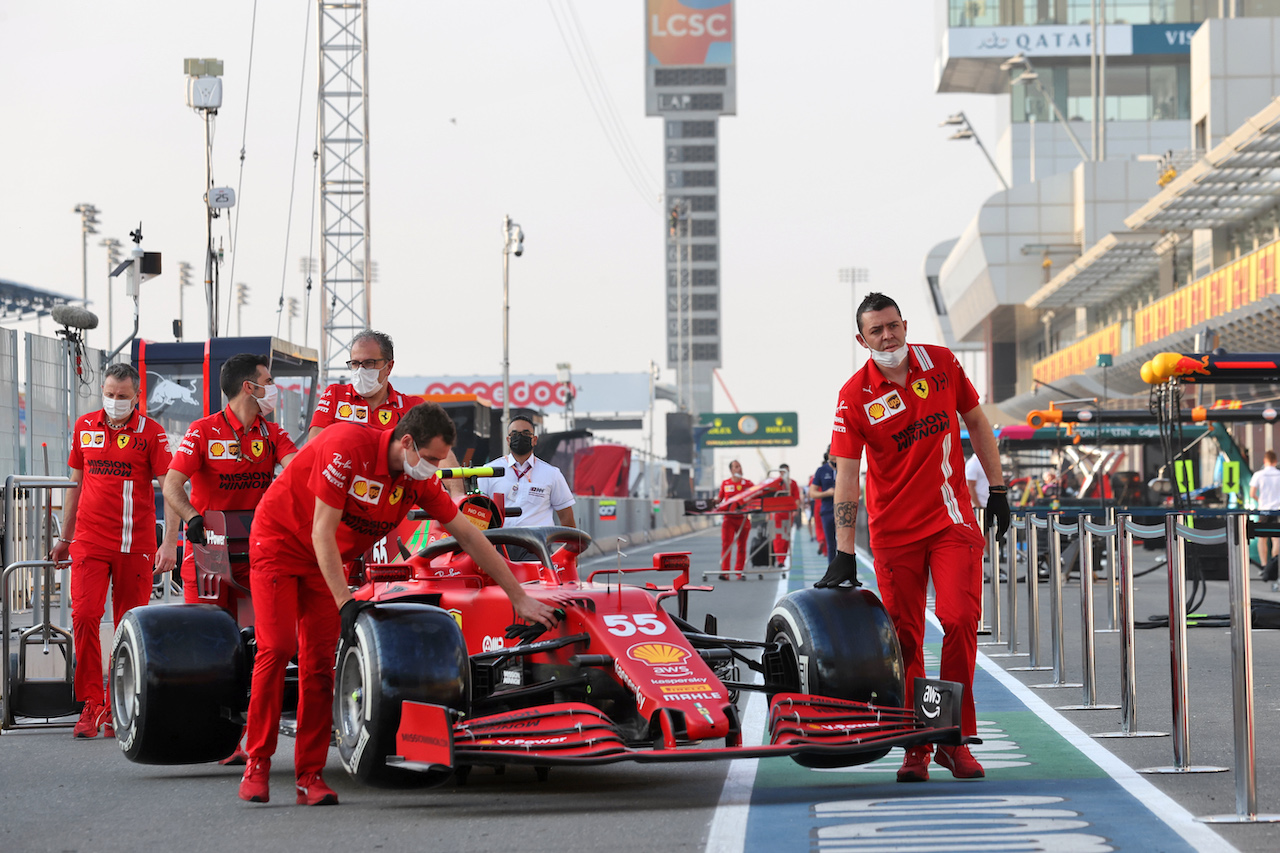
[0,527,779,853]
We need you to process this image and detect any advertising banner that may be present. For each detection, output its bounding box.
[698,412,798,447]
[647,0,734,66]
[403,373,651,414]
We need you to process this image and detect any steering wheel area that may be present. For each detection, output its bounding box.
[416,526,592,583]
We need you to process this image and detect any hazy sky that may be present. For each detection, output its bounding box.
[0,1,1002,481]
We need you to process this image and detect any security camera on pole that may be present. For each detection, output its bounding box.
[106,223,163,362]
[184,57,235,339]
[501,214,524,441]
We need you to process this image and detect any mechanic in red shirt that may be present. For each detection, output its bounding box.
[165,353,298,606]
[50,363,179,739]
[307,330,423,441]
[825,292,1007,784]
[716,460,754,580]
[770,464,803,566]
[239,402,559,806]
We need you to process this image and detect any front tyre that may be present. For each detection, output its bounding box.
[334,603,470,788]
[111,605,246,764]
[766,587,905,768]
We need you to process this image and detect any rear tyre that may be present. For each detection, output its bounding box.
[766,587,905,768]
[111,605,246,764]
[334,603,470,788]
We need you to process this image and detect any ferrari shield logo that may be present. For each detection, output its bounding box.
[116,434,131,449]
[249,439,265,458]
[912,379,929,399]
[388,486,403,505]
[378,410,393,426]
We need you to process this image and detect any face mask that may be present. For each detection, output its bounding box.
[103,395,134,421]
[403,441,439,481]
[869,345,908,369]
[351,366,384,397]
[781,470,790,482]
[251,382,278,415]
[731,471,742,480]
[509,432,534,456]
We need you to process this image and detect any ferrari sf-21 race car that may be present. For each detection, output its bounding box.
[109,468,971,788]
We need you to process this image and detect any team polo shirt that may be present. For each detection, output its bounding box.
[67,408,171,554]
[812,463,835,516]
[479,454,575,527]
[170,407,299,513]
[309,381,423,431]
[250,424,456,568]
[717,477,755,511]
[830,343,980,550]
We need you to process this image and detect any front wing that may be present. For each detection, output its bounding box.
[387,691,965,772]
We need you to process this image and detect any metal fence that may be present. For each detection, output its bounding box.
[0,328,19,478]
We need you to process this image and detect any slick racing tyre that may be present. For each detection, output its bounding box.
[335,603,470,788]
[766,587,905,768]
[111,605,247,764]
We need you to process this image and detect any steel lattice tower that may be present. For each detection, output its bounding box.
[317,0,372,385]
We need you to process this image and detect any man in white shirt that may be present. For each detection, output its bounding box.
[1250,449,1280,569]
[480,415,576,530]
[965,453,989,511]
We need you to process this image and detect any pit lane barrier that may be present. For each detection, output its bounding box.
[2,475,78,730]
[1004,505,1280,822]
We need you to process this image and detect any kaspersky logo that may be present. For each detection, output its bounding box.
[627,643,690,666]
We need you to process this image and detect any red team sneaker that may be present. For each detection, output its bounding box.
[100,705,115,738]
[935,744,985,779]
[295,771,338,806]
[72,702,103,738]
[896,745,932,783]
[239,758,271,803]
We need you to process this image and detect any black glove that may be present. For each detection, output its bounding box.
[185,514,206,546]
[814,551,861,589]
[504,608,566,644]
[340,599,374,638]
[985,486,1011,539]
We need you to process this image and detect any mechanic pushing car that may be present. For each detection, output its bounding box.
[164,353,297,765]
[239,402,560,806]
[716,459,754,580]
[824,292,1008,783]
[50,363,179,739]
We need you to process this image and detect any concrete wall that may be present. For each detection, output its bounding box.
[1191,17,1280,151]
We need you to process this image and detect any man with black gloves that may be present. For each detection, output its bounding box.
[827,292,1007,784]
[239,402,558,806]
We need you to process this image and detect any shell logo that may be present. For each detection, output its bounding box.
[81,433,92,446]
[627,643,690,666]
[337,403,353,419]
[210,442,226,457]
[353,480,368,497]
[868,403,885,420]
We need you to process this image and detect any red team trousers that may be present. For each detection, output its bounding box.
[871,524,983,736]
[244,563,340,776]
[720,514,751,574]
[69,542,154,709]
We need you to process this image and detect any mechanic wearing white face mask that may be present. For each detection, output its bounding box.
[825,291,1007,784]
[239,403,558,805]
[51,363,179,740]
[164,354,297,606]
[307,330,424,442]
[480,414,576,530]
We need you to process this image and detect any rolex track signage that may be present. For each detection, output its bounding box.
[698,412,797,447]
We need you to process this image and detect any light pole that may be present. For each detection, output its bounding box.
[1000,53,1090,163]
[99,237,122,346]
[939,113,1009,190]
[235,282,249,336]
[184,57,224,338]
[74,203,100,306]
[299,256,317,346]
[839,267,870,373]
[287,297,299,343]
[501,215,524,441]
[177,261,193,341]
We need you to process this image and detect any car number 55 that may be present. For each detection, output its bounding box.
[603,614,665,636]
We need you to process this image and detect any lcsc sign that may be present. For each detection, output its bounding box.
[647,0,734,66]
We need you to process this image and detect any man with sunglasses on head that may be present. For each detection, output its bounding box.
[308,330,423,441]
[165,353,299,612]
[479,414,576,532]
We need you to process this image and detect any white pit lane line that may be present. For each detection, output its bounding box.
[703,547,1239,853]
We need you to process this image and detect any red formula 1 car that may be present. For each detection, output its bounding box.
[109,469,968,787]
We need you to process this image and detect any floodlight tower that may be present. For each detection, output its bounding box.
[317,0,372,386]
[183,57,235,338]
